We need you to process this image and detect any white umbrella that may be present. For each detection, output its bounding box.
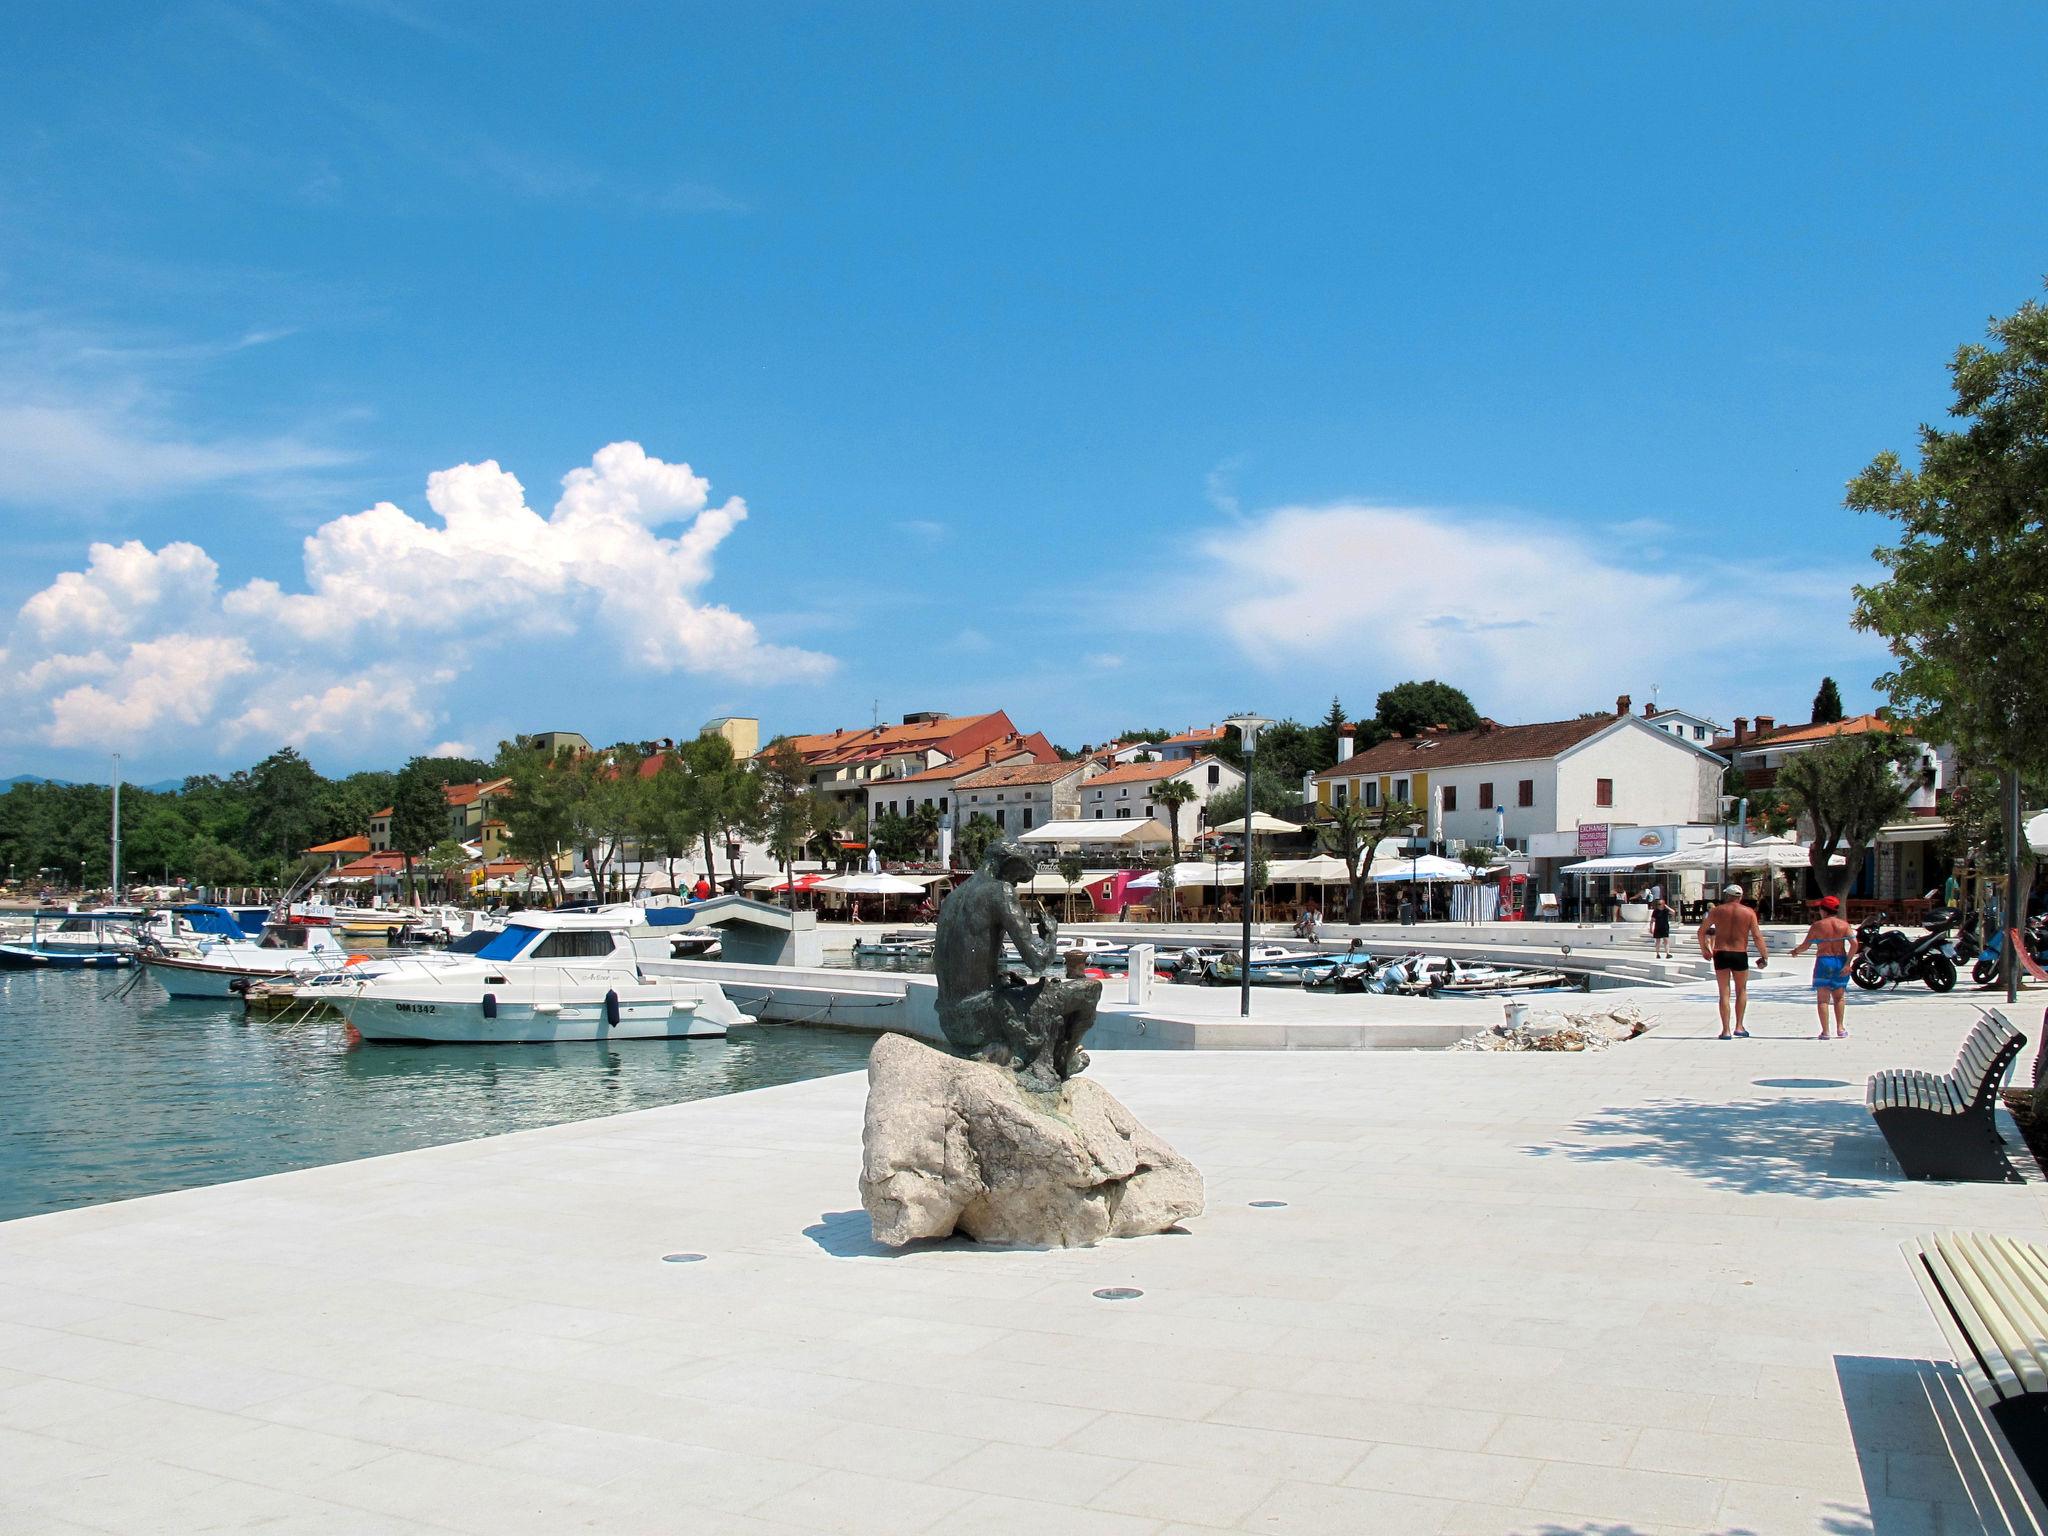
[815,873,927,895]
[1127,861,1242,891]
[1206,812,1297,836]
[2026,811,2048,857]
[1368,855,1472,883]
[1652,837,1842,872]
[1267,854,1354,884]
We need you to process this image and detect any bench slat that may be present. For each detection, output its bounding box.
[1931,1234,2038,1401]
[1907,1240,2004,1411]
[1970,1234,2048,1397]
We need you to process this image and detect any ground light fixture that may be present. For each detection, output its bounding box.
[1092,1287,1144,1301]
[1221,712,1274,1019]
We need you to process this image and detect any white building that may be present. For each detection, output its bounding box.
[1637,700,1722,746]
[1312,701,1726,895]
[1081,755,1243,842]
[953,760,1098,837]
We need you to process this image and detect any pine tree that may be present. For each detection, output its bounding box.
[1810,676,1844,725]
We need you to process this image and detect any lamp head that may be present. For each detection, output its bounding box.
[1223,712,1274,751]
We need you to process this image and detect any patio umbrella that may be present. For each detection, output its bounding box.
[1126,862,1241,890]
[1651,837,1842,872]
[2027,811,2048,857]
[815,873,927,895]
[1367,855,1472,882]
[1205,812,1297,836]
[1266,854,1354,884]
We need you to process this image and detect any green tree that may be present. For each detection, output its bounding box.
[1316,796,1418,921]
[1851,287,2048,983]
[1375,680,1479,738]
[1316,696,1349,769]
[1056,853,1086,921]
[1774,733,1920,900]
[241,748,327,879]
[388,758,452,903]
[1201,768,1295,826]
[572,745,648,901]
[753,740,817,902]
[1811,677,1845,725]
[955,812,1003,870]
[493,742,578,904]
[188,834,256,889]
[425,839,470,901]
[1152,779,1195,866]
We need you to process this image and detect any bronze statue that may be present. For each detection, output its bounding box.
[934,840,1100,1092]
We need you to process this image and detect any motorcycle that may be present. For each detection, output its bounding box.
[1852,908,1959,993]
[1959,913,2048,987]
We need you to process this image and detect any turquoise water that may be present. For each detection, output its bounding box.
[0,967,874,1223]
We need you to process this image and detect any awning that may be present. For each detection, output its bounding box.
[1874,820,1952,845]
[1204,812,1298,836]
[1267,854,1355,884]
[1018,819,1170,845]
[814,873,927,895]
[1559,855,1661,875]
[1017,870,1116,895]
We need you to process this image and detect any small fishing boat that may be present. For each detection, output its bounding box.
[0,912,138,969]
[140,910,355,998]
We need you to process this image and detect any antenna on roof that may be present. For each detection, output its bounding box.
[872,698,879,729]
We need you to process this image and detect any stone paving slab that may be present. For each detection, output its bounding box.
[4,984,2048,1533]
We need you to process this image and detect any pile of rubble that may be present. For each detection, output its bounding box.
[1450,1001,1655,1053]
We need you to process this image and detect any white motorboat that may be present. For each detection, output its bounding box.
[339,908,751,1044]
[141,912,356,998]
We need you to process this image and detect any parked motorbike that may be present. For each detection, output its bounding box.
[1852,908,1959,993]
[1959,913,2048,987]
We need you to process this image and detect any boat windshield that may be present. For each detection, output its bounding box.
[474,925,541,962]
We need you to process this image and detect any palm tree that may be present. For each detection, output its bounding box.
[1153,779,1195,866]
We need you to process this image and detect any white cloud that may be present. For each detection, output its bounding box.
[1171,500,1881,722]
[3,442,835,760]
[0,401,351,506]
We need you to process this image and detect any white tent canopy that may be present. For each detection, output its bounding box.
[1018,819,1169,846]
[2024,811,2048,856]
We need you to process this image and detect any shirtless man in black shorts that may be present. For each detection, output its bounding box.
[1698,883,1768,1038]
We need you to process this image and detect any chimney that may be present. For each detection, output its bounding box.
[1643,702,1658,718]
[1616,693,1632,715]
[1477,717,1498,732]
[1335,731,1355,763]
[1733,718,1749,744]
[1755,715,1776,736]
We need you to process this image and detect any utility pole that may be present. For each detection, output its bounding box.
[109,753,122,901]
[2008,767,2023,1006]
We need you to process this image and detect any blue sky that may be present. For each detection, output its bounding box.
[2,2,2042,781]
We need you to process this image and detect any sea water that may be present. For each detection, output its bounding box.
[0,967,873,1222]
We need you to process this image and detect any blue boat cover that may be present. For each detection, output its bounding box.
[172,905,246,939]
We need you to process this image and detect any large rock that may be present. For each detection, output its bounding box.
[859,1032,1204,1247]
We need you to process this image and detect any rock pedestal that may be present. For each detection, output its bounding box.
[859,1033,1204,1248]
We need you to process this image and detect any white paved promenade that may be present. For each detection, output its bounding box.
[5,981,2048,1533]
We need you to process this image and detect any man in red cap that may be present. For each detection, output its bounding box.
[1791,895,1858,1039]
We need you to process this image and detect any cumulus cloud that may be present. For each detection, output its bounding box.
[1170,500,1880,721]
[2,442,834,760]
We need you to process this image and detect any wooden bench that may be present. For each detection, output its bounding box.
[1867,1010,2027,1182]
[1904,1230,2048,1495]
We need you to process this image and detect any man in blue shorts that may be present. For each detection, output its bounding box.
[1790,895,1858,1039]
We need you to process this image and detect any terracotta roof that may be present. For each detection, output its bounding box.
[443,777,511,807]
[1088,755,1220,788]
[1160,725,1227,747]
[334,852,409,877]
[1727,713,1903,751]
[875,732,1058,786]
[304,835,371,856]
[1316,716,1618,778]
[777,712,1012,766]
[954,760,1086,790]
[371,806,393,819]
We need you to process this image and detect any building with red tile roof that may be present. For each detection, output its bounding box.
[1080,755,1242,842]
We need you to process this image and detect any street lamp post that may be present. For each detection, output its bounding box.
[1223,713,1273,1019]
[1409,820,1423,924]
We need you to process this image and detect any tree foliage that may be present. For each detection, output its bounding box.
[1774,732,1921,899]
[1811,677,1845,725]
[1375,679,1480,739]
[1850,286,2048,937]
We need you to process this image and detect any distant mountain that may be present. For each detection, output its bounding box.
[2,774,184,792]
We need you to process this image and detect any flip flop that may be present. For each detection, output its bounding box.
[1733,1028,1751,1037]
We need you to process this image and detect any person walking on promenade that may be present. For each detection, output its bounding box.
[1649,894,1674,959]
[1790,894,1858,1040]
[1698,883,1768,1038]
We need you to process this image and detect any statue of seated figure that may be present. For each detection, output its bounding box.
[934,840,1101,1092]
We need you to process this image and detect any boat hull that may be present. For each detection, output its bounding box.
[141,956,324,998]
[0,945,132,969]
[345,994,732,1043]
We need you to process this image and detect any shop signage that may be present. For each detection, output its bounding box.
[1577,822,1610,858]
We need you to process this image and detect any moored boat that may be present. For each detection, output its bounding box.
[339,908,750,1043]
